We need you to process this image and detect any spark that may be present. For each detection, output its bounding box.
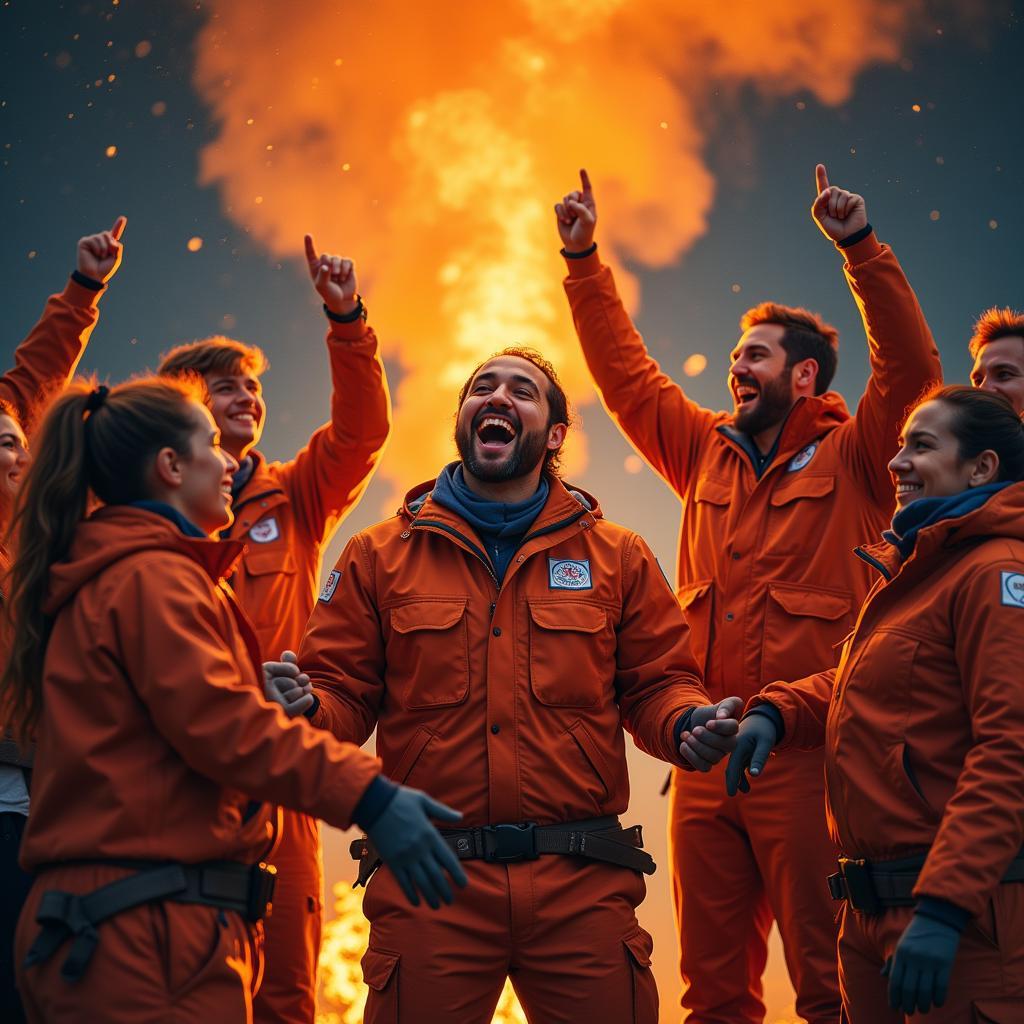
[187,236,204,252]
[683,353,708,377]
[105,145,117,158]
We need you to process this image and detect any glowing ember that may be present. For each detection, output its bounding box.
[316,882,526,1023]
[624,454,644,474]
[105,145,117,158]
[683,353,708,377]
[186,236,204,252]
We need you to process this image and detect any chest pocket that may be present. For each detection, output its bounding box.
[388,599,470,710]
[764,474,836,556]
[240,548,297,624]
[528,599,614,708]
[761,581,853,683]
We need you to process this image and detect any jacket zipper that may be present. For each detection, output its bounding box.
[854,546,892,580]
[411,518,499,588]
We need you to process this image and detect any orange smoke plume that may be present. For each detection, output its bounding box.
[193,0,936,500]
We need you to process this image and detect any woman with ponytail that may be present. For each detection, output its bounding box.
[1,377,465,1022]
[728,385,1024,1021]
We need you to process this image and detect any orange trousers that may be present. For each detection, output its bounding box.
[360,853,657,1023]
[669,748,841,1024]
[838,886,1024,1023]
[254,810,323,1024]
[15,865,260,1022]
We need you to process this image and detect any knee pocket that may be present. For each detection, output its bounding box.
[623,926,657,1024]
[362,947,400,1024]
[973,998,1024,1022]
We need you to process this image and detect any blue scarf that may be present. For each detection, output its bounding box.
[130,500,208,539]
[431,462,548,581]
[882,482,1011,560]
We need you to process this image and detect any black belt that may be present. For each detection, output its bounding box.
[350,816,655,887]
[24,860,276,982]
[828,850,1024,914]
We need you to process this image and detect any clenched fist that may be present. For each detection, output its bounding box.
[77,216,127,283]
[811,164,868,243]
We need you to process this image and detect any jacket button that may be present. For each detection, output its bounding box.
[725,612,734,621]
[732,552,741,560]
[400,530,411,539]
[491,724,500,734]
[493,627,502,637]
[260,501,268,508]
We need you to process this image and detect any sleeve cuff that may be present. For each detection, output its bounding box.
[63,275,105,309]
[327,318,370,343]
[562,246,603,279]
[742,703,785,743]
[915,896,971,933]
[673,706,696,750]
[838,229,884,267]
[352,774,399,830]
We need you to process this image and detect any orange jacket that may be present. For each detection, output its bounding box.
[563,233,941,700]
[299,476,711,827]
[222,316,390,661]
[20,506,381,871]
[751,485,1024,920]
[3,276,105,431]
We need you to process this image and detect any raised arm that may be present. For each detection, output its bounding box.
[812,164,942,508]
[2,217,126,430]
[278,235,391,540]
[557,170,718,498]
[299,533,387,746]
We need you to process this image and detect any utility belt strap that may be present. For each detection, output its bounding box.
[24,860,276,983]
[350,816,655,888]
[828,850,1024,915]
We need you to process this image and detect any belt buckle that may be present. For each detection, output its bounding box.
[838,857,880,915]
[482,823,538,863]
[248,862,277,921]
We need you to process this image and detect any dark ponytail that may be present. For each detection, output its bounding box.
[1,375,202,742]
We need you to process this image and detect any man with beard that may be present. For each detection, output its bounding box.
[554,165,942,1024]
[290,347,742,1024]
[969,307,1024,415]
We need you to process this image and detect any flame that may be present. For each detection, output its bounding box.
[316,882,526,1023]
[191,0,943,504]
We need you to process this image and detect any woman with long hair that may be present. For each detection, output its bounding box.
[727,385,1024,1021]
[1,376,465,1022]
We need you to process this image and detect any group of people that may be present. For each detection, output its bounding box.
[0,161,1021,1024]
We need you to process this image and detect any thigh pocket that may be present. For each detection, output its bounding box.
[623,926,657,1024]
[155,903,237,1003]
[972,998,1024,1022]
[362,947,400,1024]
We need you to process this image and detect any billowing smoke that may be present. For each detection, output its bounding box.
[193,0,933,498]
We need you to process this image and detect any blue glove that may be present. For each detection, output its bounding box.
[365,786,469,910]
[725,713,778,796]
[883,913,961,1014]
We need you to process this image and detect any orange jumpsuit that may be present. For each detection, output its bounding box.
[221,315,390,1024]
[751,484,1024,1022]
[15,506,382,1023]
[563,233,941,1022]
[300,477,711,1023]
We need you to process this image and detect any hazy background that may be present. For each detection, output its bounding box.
[3,1,1022,1019]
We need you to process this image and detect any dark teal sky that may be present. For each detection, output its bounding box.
[2,1,1022,569]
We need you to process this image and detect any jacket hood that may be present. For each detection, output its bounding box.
[763,391,850,449]
[859,480,1024,578]
[401,473,601,522]
[45,505,244,617]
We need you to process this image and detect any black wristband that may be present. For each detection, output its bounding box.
[836,223,873,249]
[561,243,597,260]
[324,296,366,323]
[302,693,321,720]
[71,269,105,291]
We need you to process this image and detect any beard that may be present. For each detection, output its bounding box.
[733,371,795,435]
[456,418,550,483]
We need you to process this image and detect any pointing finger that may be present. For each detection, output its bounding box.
[303,234,318,269]
[580,168,592,194]
[110,215,127,240]
[815,163,829,194]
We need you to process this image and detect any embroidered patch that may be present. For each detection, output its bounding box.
[548,558,592,590]
[249,516,280,543]
[1000,571,1024,608]
[787,442,819,473]
[319,569,342,603]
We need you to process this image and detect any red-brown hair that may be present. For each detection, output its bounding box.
[968,307,1024,358]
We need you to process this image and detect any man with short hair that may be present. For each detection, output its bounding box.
[294,347,741,1024]
[158,236,390,1024]
[555,165,942,1023]
[969,307,1024,415]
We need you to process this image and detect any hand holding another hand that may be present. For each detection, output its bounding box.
[262,650,314,718]
[678,696,743,771]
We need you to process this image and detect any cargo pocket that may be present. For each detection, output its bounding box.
[972,998,1024,1022]
[677,579,713,679]
[387,599,469,709]
[764,473,836,556]
[528,599,612,707]
[762,582,853,682]
[241,548,298,626]
[622,926,657,1024]
[567,719,614,804]
[362,947,400,1024]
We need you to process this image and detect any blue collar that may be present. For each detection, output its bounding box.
[431,462,549,539]
[882,482,1012,560]
[129,500,208,539]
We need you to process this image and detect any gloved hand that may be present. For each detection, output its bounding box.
[679,697,743,771]
[262,650,314,718]
[883,913,961,1015]
[725,714,778,796]
[366,787,469,910]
